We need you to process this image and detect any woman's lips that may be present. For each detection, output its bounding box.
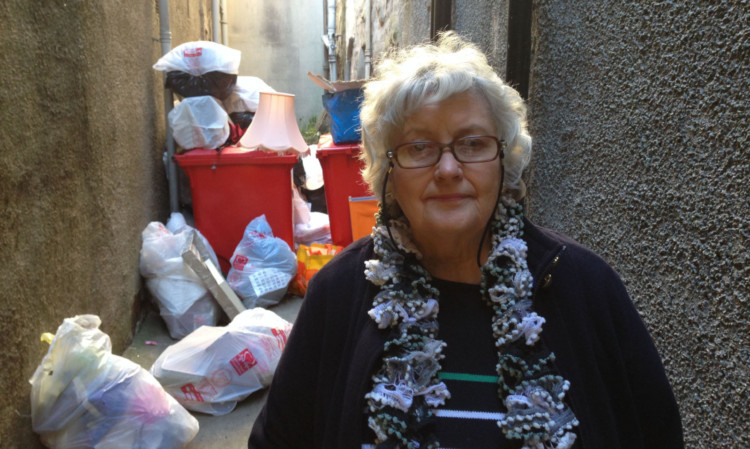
[427,194,469,202]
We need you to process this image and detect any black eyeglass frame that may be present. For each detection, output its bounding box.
[386,135,505,169]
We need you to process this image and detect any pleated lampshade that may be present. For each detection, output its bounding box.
[239,91,308,155]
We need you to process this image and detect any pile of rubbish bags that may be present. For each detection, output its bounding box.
[29,212,318,448]
[30,309,292,448]
[140,212,303,330]
[155,41,333,247]
[153,41,276,151]
[27,37,363,448]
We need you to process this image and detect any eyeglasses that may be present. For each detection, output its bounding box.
[386,135,504,169]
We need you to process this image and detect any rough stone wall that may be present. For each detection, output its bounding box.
[342,0,432,81]
[344,0,370,80]
[341,0,508,81]
[0,1,214,447]
[526,1,749,447]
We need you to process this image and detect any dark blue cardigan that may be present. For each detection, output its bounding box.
[249,219,684,448]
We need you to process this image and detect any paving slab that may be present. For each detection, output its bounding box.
[122,295,303,449]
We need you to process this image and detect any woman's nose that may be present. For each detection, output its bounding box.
[434,147,462,178]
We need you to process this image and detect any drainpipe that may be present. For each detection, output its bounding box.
[365,0,372,78]
[326,0,337,81]
[346,37,354,81]
[220,0,228,45]
[158,0,179,212]
[212,0,220,42]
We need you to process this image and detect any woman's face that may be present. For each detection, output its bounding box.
[389,90,502,247]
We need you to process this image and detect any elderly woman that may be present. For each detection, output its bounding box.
[249,33,683,449]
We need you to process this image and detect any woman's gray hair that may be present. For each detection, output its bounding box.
[359,32,531,211]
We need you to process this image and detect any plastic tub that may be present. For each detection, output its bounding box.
[174,147,297,272]
[316,138,372,247]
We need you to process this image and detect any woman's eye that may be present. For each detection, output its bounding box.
[408,143,433,156]
[463,138,483,148]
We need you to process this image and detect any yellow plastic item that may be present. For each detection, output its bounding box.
[40,333,55,344]
[289,243,343,296]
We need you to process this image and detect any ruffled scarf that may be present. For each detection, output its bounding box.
[364,198,579,449]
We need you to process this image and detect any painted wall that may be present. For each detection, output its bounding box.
[526,1,748,447]
[228,0,326,124]
[0,1,215,447]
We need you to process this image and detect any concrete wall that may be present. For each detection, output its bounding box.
[526,1,749,447]
[454,0,509,72]
[0,1,215,447]
[228,0,326,124]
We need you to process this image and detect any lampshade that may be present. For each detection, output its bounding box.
[239,92,309,155]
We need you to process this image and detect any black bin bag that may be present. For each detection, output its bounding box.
[154,41,241,100]
[166,71,238,100]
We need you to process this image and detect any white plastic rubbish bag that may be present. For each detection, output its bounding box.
[227,215,297,309]
[153,40,241,76]
[168,96,230,150]
[139,217,220,339]
[294,211,332,246]
[29,315,199,449]
[166,212,220,269]
[150,308,292,416]
[222,76,276,114]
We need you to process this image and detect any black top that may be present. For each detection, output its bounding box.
[432,278,511,448]
[361,278,513,448]
[249,219,684,449]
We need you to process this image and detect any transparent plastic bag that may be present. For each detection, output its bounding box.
[165,212,219,268]
[226,215,297,308]
[30,315,199,449]
[168,96,230,150]
[222,76,276,114]
[139,218,220,339]
[294,212,332,247]
[150,308,292,416]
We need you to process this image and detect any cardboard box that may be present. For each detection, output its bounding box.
[182,231,246,319]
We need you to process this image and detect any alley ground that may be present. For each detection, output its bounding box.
[122,295,303,449]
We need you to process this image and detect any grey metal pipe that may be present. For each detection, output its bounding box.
[158,0,179,212]
[212,0,220,42]
[327,0,337,81]
[365,0,372,78]
[220,0,228,45]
